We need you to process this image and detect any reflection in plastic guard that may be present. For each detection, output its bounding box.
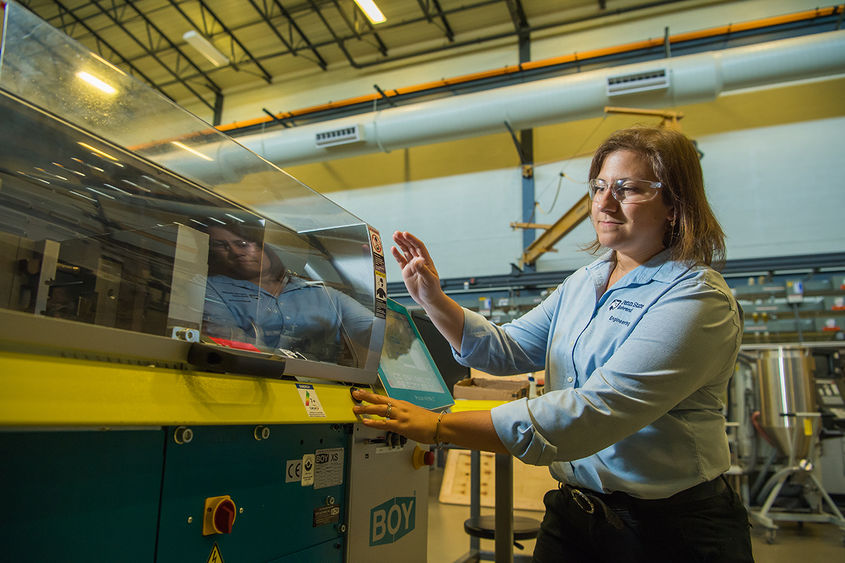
[201,221,373,367]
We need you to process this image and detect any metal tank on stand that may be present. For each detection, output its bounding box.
[749,347,845,544]
[756,348,818,460]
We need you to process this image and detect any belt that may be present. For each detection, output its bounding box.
[563,475,728,513]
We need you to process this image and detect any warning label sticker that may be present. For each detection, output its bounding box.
[369,226,387,319]
[314,447,345,489]
[369,228,384,256]
[207,543,224,563]
[296,383,326,418]
[374,271,387,319]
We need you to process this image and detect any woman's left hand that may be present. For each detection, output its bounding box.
[351,388,439,444]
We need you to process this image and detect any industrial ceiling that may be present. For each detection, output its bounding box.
[18,0,695,121]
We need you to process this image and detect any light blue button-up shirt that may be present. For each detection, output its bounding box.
[203,274,373,366]
[454,250,742,499]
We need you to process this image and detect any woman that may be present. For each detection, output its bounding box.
[352,127,754,562]
[202,222,372,366]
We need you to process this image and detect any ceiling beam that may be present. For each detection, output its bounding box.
[48,0,162,96]
[503,0,529,34]
[414,0,456,41]
[335,0,387,56]
[171,0,273,83]
[121,0,221,91]
[307,0,361,67]
[245,0,297,56]
[270,0,329,70]
[85,0,218,111]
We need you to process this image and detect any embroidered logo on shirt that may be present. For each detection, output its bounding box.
[607,299,644,313]
[607,299,644,327]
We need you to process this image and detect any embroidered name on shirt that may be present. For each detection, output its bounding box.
[608,315,630,327]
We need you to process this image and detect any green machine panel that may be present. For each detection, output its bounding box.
[1,429,164,562]
[156,423,350,563]
[269,537,349,563]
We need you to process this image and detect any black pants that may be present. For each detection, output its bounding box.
[532,476,754,563]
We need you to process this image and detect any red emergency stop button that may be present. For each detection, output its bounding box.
[412,445,436,469]
[202,495,236,535]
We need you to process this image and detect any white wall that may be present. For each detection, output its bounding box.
[702,117,845,260]
[325,116,845,282]
[327,167,526,282]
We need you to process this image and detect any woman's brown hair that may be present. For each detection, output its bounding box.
[585,127,726,268]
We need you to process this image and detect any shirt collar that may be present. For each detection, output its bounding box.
[585,251,615,296]
[585,248,692,287]
[284,274,308,291]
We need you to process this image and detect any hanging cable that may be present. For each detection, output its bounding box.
[532,115,607,221]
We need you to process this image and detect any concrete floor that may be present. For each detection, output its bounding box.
[425,467,845,563]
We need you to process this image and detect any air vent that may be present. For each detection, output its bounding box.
[315,125,364,148]
[606,69,669,96]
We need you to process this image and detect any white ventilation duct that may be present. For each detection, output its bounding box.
[176,30,845,173]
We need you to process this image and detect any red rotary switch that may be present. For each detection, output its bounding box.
[202,495,236,535]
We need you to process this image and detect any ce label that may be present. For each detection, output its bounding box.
[285,459,302,483]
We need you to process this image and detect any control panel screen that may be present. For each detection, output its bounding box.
[378,300,454,410]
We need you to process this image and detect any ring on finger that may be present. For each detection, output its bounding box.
[385,403,393,419]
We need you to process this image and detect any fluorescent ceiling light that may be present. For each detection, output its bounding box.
[183,30,230,67]
[78,142,119,162]
[89,53,126,76]
[171,141,214,162]
[76,71,117,95]
[353,0,386,24]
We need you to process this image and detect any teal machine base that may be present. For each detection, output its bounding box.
[2,424,350,563]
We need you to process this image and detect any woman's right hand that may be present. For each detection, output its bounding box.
[391,231,445,309]
[391,231,466,351]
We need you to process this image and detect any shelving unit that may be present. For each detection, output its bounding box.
[391,264,845,346]
[734,275,845,344]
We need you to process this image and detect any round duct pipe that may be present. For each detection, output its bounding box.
[156,30,845,177]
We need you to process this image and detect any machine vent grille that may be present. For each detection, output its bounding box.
[315,125,364,147]
[606,69,669,96]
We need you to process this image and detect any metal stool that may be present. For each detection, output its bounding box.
[455,451,541,563]
[464,514,540,550]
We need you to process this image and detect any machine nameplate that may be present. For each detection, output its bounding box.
[313,505,341,527]
[314,447,345,489]
[375,445,406,455]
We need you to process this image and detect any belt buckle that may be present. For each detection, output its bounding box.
[570,488,595,514]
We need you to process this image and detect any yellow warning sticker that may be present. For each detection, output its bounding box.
[207,543,224,563]
[803,418,813,436]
